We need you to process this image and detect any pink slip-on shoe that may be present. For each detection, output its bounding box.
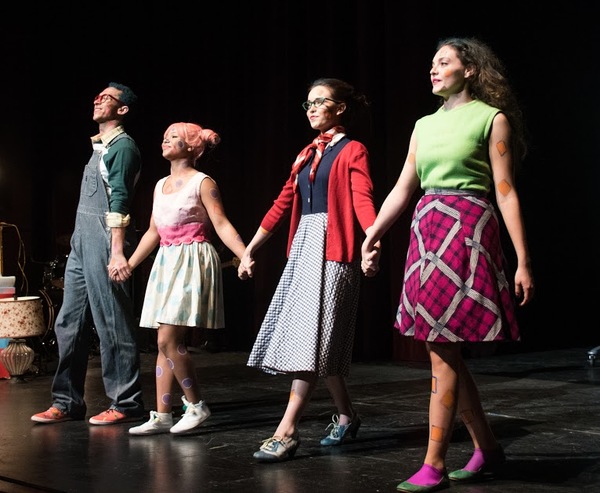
[89,409,141,425]
[31,407,73,424]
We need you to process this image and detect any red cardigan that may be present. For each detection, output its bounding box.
[260,140,377,263]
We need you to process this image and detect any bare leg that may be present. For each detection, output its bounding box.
[324,375,354,425]
[423,342,461,471]
[397,342,460,490]
[447,356,505,478]
[154,351,175,413]
[273,372,317,438]
[399,342,503,490]
[156,324,201,412]
[456,358,498,451]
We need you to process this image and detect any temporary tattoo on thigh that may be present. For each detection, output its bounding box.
[498,179,512,196]
[177,344,187,355]
[431,425,444,442]
[167,358,175,370]
[156,366,164,377]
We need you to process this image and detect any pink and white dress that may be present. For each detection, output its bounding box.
[138,172,225,329]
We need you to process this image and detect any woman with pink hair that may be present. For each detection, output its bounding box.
[114,122,248,435]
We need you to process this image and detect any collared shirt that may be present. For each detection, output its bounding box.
[90,125,125,146]
[89,126,141,216]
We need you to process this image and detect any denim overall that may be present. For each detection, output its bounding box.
[51,135,144,418]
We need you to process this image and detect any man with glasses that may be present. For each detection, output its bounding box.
[32,82,145,426]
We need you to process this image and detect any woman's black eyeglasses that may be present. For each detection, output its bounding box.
[302,97,342,111]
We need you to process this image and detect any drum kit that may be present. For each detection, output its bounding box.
[34,253,68,369]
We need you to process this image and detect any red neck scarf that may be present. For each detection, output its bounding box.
[291,126,345,192]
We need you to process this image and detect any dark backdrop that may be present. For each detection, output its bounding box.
[0,1,597,361]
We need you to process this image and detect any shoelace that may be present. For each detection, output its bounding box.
[260,436,288,451]
[325,415,343,437]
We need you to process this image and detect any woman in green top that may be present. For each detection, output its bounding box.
[362,37,535,492]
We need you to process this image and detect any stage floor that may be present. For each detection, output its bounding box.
[1,344,598,492]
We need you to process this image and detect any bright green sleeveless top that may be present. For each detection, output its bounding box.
[415,99,500,193]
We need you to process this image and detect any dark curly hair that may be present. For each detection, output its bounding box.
[435,37,528,165]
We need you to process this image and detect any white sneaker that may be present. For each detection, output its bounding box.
[170,397,211,435]
[129,411,173,435]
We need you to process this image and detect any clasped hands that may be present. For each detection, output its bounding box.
[237,253,255,280]
[233,241,381,279]
[361,239,381,277]
[108,255,132,283]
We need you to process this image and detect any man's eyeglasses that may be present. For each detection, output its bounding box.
[94,93,123,106]
[301,97,342,111]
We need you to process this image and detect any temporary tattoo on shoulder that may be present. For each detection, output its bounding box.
[210,188,219,199]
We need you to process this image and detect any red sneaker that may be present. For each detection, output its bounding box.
[89,408,139,425]
[31,407,72,423]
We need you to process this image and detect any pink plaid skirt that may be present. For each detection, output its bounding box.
[395,190,520,343]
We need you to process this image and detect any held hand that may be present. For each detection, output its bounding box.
[361,238,381,277]
[238,252,255,280]
[108,255,133,283]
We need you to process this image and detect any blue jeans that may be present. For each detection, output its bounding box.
[50,148,144,417]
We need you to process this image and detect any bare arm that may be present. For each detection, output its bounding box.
[128,215,160,271]
[361,130,420,274]
[200,177,248,266]
[488,113,534,306]
[109,215,160,282]
[107,227,129,282]
[237,226,273,279]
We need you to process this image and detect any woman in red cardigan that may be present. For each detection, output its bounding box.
[238,78,379,462]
